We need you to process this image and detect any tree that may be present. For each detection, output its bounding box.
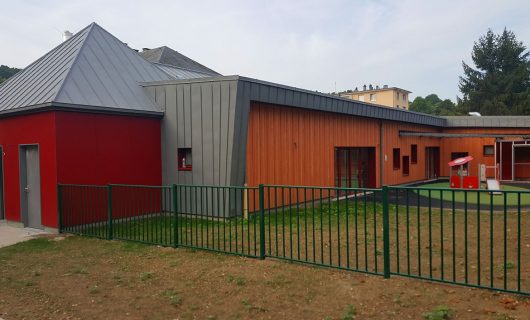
[0,65,21,85]
[459,28,530,115]
[409,94,461,115]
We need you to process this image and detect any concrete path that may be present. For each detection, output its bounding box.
[0,222,48,248]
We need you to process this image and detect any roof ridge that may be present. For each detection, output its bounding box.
[0,23,92,94]
[51,23,96,103]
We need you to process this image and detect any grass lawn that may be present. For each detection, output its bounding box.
[1,236,529,319]
[413,182,530,205]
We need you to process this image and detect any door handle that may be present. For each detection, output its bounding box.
[24,185,30,193]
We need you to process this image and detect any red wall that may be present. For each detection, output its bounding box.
[0,112,58,227]
[55,112,161,185]
[0,111,162,229]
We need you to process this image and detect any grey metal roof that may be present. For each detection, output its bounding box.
[145,75,448,127]
[0,23,173,116]
[154,63,214,79]
[444,116,530,128]
[139,46,219,76]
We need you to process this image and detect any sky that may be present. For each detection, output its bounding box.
[1,0,529,101]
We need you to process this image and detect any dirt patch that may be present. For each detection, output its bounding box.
[0,236,529,319]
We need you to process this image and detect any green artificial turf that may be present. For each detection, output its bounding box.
[413,182,530,206]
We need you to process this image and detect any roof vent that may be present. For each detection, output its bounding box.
[376,85,380,89]
[63,30,73,42]
[354,87,358,91]
[383,85,388,89]
[363,84,367,91]
[369,84,373,90]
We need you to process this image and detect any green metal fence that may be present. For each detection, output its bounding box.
[387,186,530,296]
[57,183,530,296]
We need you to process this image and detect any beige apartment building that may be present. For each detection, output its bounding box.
[339,85,411,109]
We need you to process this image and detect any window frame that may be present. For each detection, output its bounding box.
[177,148,193,171]
[393,148,401,170]
[402,155,410,176]
[411,144,417,164]
[483,145,494,156]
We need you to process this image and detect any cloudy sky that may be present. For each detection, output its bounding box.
[1,0,529,100]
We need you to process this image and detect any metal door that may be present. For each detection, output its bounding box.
[20,145,42,229]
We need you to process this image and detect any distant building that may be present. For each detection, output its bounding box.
[339,85,411,110]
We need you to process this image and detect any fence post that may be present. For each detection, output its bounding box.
[172,184,179,248]
[57,184,62,233]
[259,184,266,260]
[107,185,113,240]
[382,186,391,279]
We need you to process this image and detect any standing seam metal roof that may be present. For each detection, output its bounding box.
[0,23,174,116]
[139,46,219,76]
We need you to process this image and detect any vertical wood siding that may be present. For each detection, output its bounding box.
[441,128,530,178]
[246,102,442,188]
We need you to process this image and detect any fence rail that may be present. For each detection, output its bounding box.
[57,183,530,296]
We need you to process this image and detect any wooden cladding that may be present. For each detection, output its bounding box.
[246,102,442,188]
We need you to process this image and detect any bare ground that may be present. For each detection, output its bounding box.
[0,235,529,320]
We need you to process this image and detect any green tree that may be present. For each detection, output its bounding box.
[0,65,21,85]
[409,94,460,115]
[458,28,530,115]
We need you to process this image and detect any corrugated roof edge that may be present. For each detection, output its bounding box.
[0,101,164,119]
[444,116,530,128]
[142,75,447,127]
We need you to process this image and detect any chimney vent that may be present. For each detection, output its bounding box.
[363,84,367,91]
[369,84,373,90]
[383,84,389,89]
[63,30,73,42]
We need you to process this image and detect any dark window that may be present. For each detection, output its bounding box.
[177,148,192,171]
[411,144,417,164]
[335,147,376,188]
[403,156,410,176]
[451,152,469,170]
[483,145,494,156]
[393,148,400,170]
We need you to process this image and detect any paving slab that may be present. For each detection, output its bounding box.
[0,222,48,248]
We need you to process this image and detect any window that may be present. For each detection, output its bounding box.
[335,147,376,188]
[451,152,469,170]
[403,156,410,176]
[483,145,494,156]
[402,93,406,101]
[393,148,400,170]
[411,144,417,164]
[396,92,400,100]
[177,148,192,171]
[358,95,365,102]
[370,93,377,102]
